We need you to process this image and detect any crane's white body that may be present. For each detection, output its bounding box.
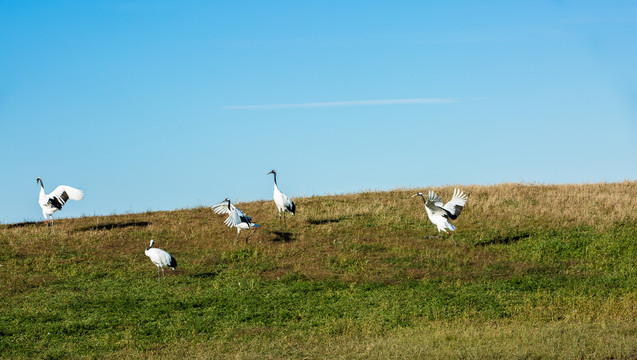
[145,239,177,279]
[36,177,84,231]
[267,170,295,227]
[414,189,468,245]
[212,198,260,245]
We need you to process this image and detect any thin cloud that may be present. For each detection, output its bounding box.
[224,98,457,110]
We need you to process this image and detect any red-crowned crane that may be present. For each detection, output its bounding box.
[267,170,295,228]
[212,198,260,245]
[145,239,177,280]
[36,177,85,232]
[412,188,468,245]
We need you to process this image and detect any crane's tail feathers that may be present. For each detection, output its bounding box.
[287,202,296,215]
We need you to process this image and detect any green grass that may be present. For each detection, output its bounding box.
[1,182,637,358]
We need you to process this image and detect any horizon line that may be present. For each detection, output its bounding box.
[223,98,457,110]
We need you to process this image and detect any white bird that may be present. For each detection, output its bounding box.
[145,239,177,280]
[267,170,296,228]
[212,198,260,245]
[36,177,85,232]
[412,188,468,245]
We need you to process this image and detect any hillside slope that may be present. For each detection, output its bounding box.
[1,182,636,358]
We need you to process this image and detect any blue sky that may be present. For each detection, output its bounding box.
[1,1,635,224]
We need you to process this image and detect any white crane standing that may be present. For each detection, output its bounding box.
[145,239,177,280]
[412,188,468,245]
[267,170,296,228]
[36,177,85,232]
[212,198,260,245]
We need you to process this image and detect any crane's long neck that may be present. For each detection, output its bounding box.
[272,173,279,191]
[419,194,427,205]
[38,179,46,197]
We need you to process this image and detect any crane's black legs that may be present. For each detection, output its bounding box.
[442,230,458,246]
[278,211,288,229]
[155,267,168,280]
[245,229,256,243]
[44,218,55,234]
[232,229,256,246]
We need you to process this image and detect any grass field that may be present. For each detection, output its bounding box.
[2,182,637,359]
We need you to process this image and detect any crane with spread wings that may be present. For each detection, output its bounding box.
[412,188,468,245]
[36,177,85,232]
[212,198,260,245]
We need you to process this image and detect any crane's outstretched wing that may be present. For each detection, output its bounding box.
[47,185,84,210]
[212,202,235,215]
[213,202,251,228]
[425,190,447,217]
[427,190,444,207]
[442,188,468,220]
[226,207,252,227]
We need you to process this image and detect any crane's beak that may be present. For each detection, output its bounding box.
[410,194,418,197]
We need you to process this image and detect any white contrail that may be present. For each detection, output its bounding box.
[224,98,457,110]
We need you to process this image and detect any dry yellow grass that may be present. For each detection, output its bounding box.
[3,181,636,287]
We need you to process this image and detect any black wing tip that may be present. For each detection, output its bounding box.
[447,205,464,220]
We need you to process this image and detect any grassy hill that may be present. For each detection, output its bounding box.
[2,182,637,359]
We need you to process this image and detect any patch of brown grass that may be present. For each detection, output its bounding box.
[2,181,636,288]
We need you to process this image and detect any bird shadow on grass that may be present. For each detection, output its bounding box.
[307,218,342,225]
[191,271,219,279]
[270,231,295,243]
[476,232,531,246]
[3,221,40,229]
[76,221,151,232]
